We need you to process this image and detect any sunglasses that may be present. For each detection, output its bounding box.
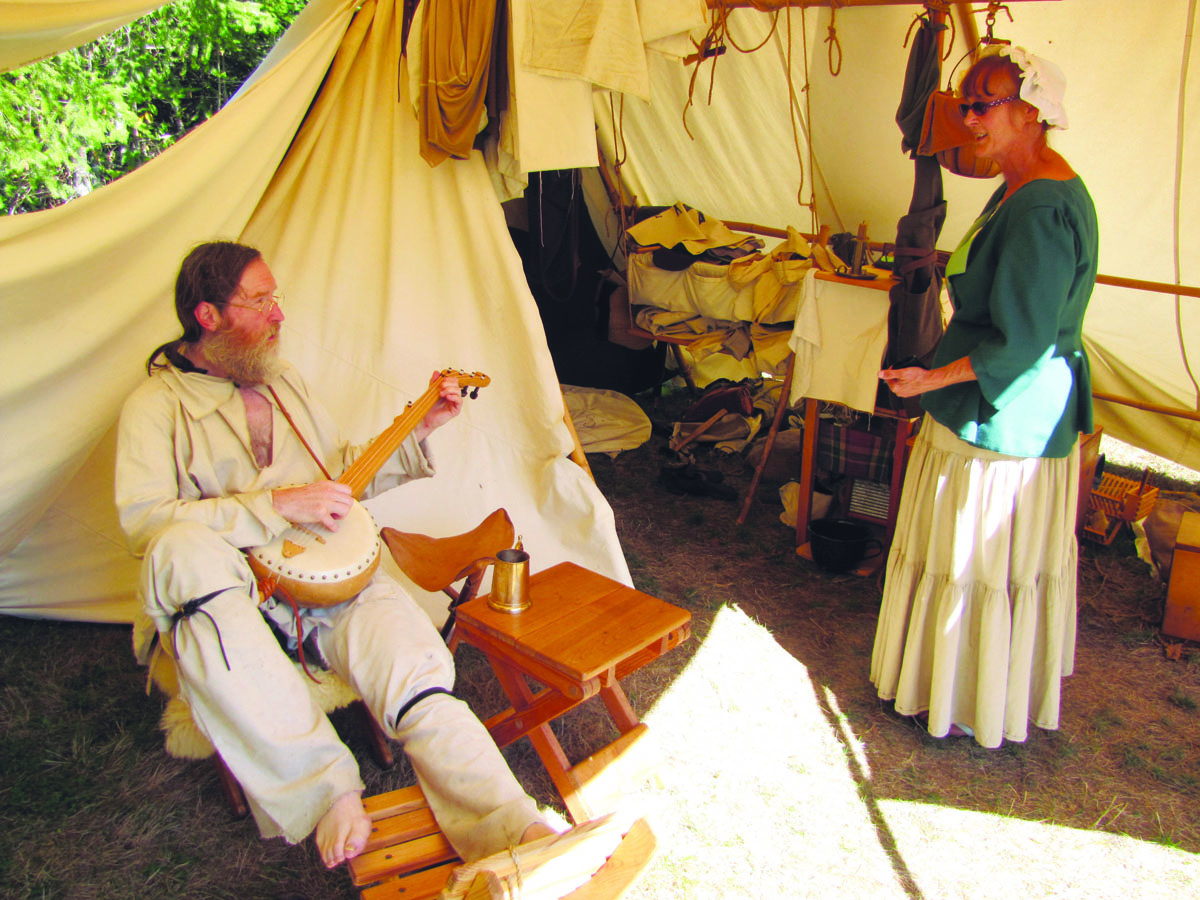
[959,94,1019,118]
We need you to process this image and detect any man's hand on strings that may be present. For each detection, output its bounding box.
[272,481,353,530]
[414,371,464,443]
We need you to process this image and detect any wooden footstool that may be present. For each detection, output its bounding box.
[348,784,656,899]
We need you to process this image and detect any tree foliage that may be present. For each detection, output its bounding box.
[0,0,307,215]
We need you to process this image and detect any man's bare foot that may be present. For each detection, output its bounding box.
[315,790,372,868]
[520,822,557,844]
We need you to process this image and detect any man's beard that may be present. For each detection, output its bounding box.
[203,322,284,386]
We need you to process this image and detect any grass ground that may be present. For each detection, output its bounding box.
[2,395,1199,899]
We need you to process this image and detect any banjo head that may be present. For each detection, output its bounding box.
[248,501,381,608]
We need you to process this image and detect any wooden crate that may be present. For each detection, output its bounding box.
[1083,472,1158,545]
[1090,472,1157,522]
[1163,511,1200,642]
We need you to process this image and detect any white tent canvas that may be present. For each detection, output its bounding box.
[1,0,1197,623]
[0,0,631,622]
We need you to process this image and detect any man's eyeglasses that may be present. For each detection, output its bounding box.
[228,290,284,316]
[959,95,1019,118]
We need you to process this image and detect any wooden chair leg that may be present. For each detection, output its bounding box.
[213,753,249,820]
[354,699,395,771]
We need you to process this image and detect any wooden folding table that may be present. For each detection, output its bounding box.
[450,562,692,823]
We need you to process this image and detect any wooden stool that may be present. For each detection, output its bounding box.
[349,783,656,899]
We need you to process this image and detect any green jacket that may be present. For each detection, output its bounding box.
[922,177,1099,458]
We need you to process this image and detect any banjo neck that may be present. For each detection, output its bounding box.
[337,369,490,498]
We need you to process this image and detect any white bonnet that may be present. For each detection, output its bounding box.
[996,45,1069,130]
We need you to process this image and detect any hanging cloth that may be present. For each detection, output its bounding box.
[419,0,499,165]
[883,14,950,415]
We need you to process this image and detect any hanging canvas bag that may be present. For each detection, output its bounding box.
[917,89,1000,179]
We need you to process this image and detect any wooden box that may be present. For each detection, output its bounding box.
[1163,510,1200,642]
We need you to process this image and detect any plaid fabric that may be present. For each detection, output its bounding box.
[817,425,892,482]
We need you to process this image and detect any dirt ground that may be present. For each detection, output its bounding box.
[2,392,1199,900]
[591,410,1200,843]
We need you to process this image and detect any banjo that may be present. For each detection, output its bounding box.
[246,369,490,608]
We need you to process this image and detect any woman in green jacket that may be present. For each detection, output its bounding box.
[871,47,1099,748]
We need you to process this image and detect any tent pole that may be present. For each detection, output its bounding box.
[1097,274,1200,301]
[1093,393,1200,423]
[713,216,1200,303]
[561,398,596,482]
[954,1,981,56]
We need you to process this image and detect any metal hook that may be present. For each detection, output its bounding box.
[983,2,1013,45]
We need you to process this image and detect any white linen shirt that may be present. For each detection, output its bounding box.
[115,361,434,661]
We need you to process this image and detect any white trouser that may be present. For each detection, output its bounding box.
[141,521,545,859]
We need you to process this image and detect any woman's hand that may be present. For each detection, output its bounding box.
[413,371,464,443]
[879,357,976,398]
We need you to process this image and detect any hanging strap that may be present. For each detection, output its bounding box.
[267,385,334,481]
[258,386,332,683]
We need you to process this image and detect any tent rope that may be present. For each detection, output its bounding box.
[682,2,781,140]
[787,4,815,228]
[1174,0,1199,408]
[685,2,815,226]
[605,92,635,261]
[908,2,955,61]
[719,1,781,54]
[825,1,843,76]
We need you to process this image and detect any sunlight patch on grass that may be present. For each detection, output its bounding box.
[617,604,1200,899]
[625,604,903,899]
[878,799,1200,897]
[1101,434,1200,487]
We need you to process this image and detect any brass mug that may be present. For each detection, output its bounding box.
[487,548,531,614]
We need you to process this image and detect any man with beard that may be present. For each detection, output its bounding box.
[115,242,555,869]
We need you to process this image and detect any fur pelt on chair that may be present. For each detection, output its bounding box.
[149,646,361,760]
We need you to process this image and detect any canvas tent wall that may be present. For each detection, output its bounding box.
[0,0,1197,624]
[585,0,1200,472]
[0,0,633,623]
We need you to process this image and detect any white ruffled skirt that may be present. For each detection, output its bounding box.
[870,416,1079,748]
